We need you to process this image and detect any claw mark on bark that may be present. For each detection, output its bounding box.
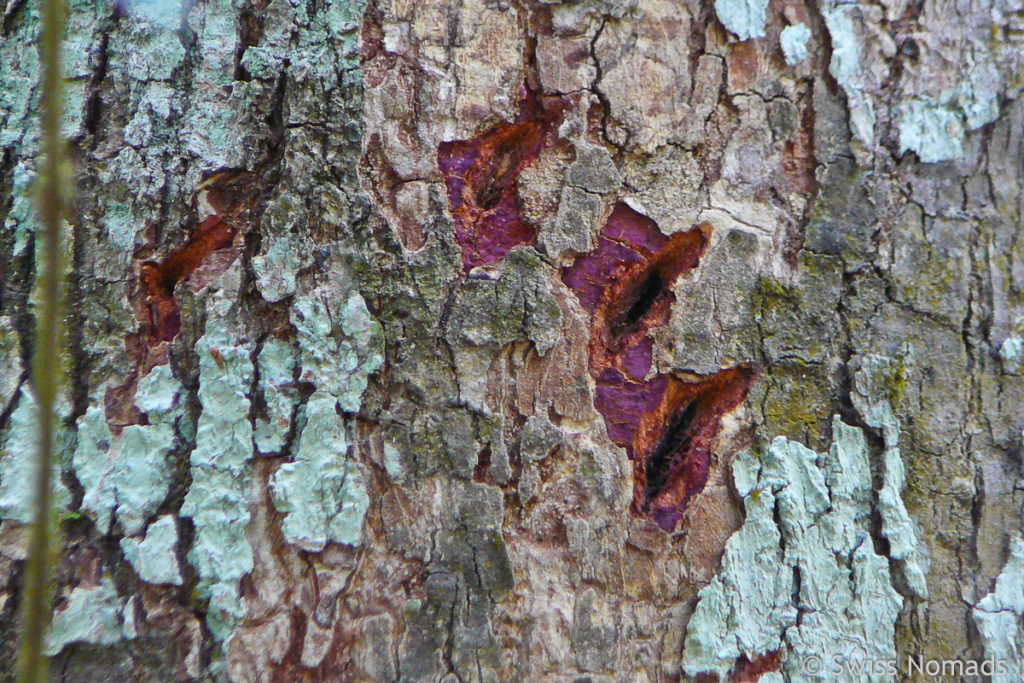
[139,215,236,343]
[562,202,755,531]
[134,171,253,350]
[107,171,252,427]
[438,86,565,273]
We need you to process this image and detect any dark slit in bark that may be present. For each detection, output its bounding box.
[644,399,697,503]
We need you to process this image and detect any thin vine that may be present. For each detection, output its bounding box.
[16,0,69,678]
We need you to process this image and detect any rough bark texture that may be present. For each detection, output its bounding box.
[1,0,1024,681]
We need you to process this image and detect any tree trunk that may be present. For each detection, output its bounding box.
[1,0,1023,680]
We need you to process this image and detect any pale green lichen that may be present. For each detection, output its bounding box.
[181,0,262,169]
[254,336,298,454]
[681,477,793,675]
[101,202,139,256]
[250,193,311,303]
[714,0,769,41]
[780,23,811,66]
[0,317,23,413]
[63,0,105,134]
[1000,336,1023,373]
[958,47,1000,130]
[269,287,382,551]
[252,235,305,303]
[104,423,176,535]
[180,294,255,640]
[853,355,929,599]
[6,162,38,258]
[973,536,1024,683]
[895,47,999,163]
[0,3,42,154]
[269,393,369,551]
[71,406,114,524]
[240,45,287,81]
[291,289,383,413]
[0,387,71,524]
[135,364,182,415]
[0,0,102,160]
[878,445,929,596]
[383,441,406,483]
[74,365,182,535]
[121,0,185,30]
[44,574,128,656]
[898,99,965,164]
[120,515,183,586]
[822,4,875,145]
[818,1,1000,161]
[682,417,905,680]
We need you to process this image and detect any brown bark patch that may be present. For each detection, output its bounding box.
[731,649,784,682]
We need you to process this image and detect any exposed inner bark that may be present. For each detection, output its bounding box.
[614,270,663,339]
[104,173,255,428]
[139,215,236,343]
[437,86,565,273]
[730,649,784,683]
[564,202,755,530]
[135,171,254,351]
[645,399,698,502]
[633,368,754,530]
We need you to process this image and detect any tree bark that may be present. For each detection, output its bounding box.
[1,0,1023,680]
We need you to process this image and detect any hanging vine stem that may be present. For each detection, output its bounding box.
[16,0,69,678]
